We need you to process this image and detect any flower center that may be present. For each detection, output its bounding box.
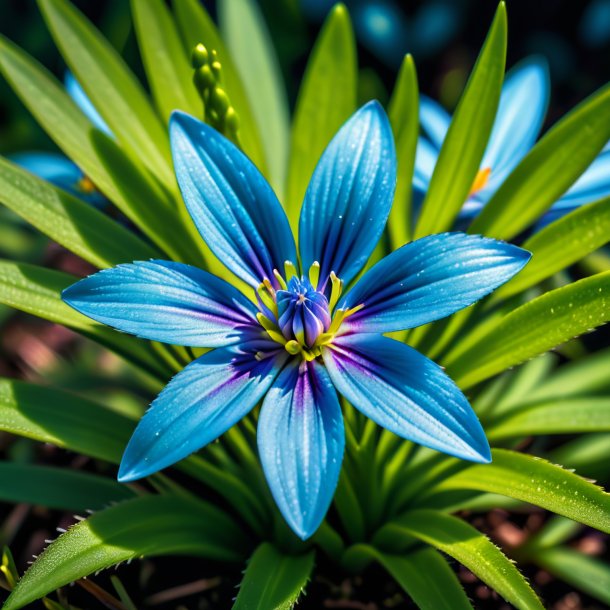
[254,261,363,361]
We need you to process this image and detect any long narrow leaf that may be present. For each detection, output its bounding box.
[219,0,289,197]
[0,462,134,511]
[232,543,314,610]
[131,0,200,123]
[376,510,543,610]
[285,4,356,228]
[3,495,248,610]
[431,449,610,533]
[470,83,610,238]
[387,54,419,247]
[494,197,610,299]
[0,378,133,463]
[0,156,159,267]
[447,271,610,388]
[38,0,174,188]
[414,3,506,237]
[0,260,170,380]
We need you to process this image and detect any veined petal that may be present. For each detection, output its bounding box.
[554,149,610,209]
[64,71,112,136]
[258,359,344,540]
[341,233,530,335]
[119,344,286,482]
[480,58,549,189]
[62,260,259,347]
[170,112,296,287]
[413,136,439,191]
[299,101,396,287]
[323,334,490,463]
[419,94,451,149]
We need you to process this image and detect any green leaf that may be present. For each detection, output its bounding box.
[447,271,610,389]
[488,397,610,441]
[548,433,610,481]
[534,546,610,605]
[0,378,133,463]
[285,3,357,228]
[0,35,202,264]
[432,449,610,533]
[219,0,289,198]
[414,3,506,238]
[0,156,159,267]
[387,54,419,248]
[494,197,610,299]
[3,495,248,610]
[232,543,314,610]
[131,0,200,123]
[470,84,610,239]
[377,510,543,610]
[37,0,174,188]
[0,462,134,511]
[173,0,267,173]
[0,260,170,380]
[371,547,473,610]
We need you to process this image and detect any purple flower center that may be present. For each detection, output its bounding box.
[276,276,331,348]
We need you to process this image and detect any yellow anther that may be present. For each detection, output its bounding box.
[302,350,317,362]
[285,340,302,355]
[256,282,277,316]
[273,269,287,290]
[328,271,344,312]
[284,260,298,280]
[308,261,320,289]
[256,312,275,331]
[470,167,491,196]
[263,277,276,297]
[77,176,96,194]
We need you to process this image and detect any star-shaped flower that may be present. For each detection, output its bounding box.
[62,101,530,539]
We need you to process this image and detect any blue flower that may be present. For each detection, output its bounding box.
[415,57,610,228]
[11,72,109,208]
[62,101,530,539]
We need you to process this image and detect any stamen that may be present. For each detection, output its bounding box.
[284,260,298,280]
[308,261,320,289]
[285,340,302,355]
[273,269,287,290]
[256,282,277,317]
[328,272,343,312]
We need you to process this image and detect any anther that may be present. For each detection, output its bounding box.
[273,269,287,290]
[284,260,298,280]
[328,271,343,312]
[285,340,302,355]
[308,261,320,289]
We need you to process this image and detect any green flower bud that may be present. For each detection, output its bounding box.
[191,43,209,69]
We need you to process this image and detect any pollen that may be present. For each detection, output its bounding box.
[469,167,491,196]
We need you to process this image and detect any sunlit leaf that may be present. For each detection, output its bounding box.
[232,543,314,610]
[0,157,159,268]
[0,378,133,463]
[131,0,200,123]
[414,3,506,237]
[3,495,248,610]
[376,510,544,610]
[387,54,419,247]
[470,83,610,238]
[447,272,610,388]
[38,0,174,188]
[0,462,134,511]
[219,0,289,197]
[432,449,610,533]
[494,197,610,299]
[285,4,356,228]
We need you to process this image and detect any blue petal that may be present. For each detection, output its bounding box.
[479,58,549,194]
[340,233,530,334]
[119,345,286,481]
[554,149,610,209]
[64,71,112,136]
[10,151,106,207]
[258,359,344,540]
[299,101,396,287]
[62,260,259,347]
[170,112,296,288]
[413,136,439,191]
[419,94,451,149]
[323,334,490,463]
